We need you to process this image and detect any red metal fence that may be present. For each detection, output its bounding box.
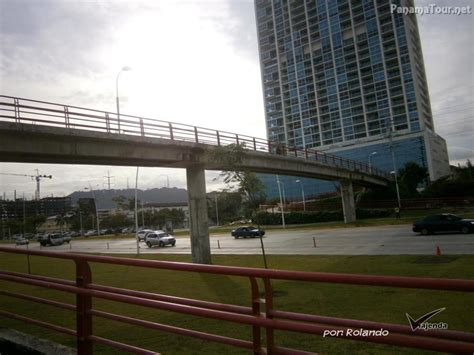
[0,95,390,179]
[1,247,473,354]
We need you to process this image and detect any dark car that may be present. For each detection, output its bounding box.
[231,226,265,239]
[39,233,65,246]
[413,214,474,235]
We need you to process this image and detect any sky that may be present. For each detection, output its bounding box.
[0,0,473,200]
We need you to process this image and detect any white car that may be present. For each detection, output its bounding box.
[15,237,29,245]
[137,229,154,241]
[145,232,176,248]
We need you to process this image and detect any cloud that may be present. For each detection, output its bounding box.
[414,0,473,163]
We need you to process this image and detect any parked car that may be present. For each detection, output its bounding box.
[122,227,135,234]
[15,237,29,245]
[145,232,176,247]
[137,229,154,242]
[413,214,474,235]
[101,228,114,235]
[231,226,265,239]
[33,233,44,240]
[39,233,64,246]
[61,232,71,243]
[84,230,97,237]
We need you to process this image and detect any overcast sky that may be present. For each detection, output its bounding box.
[0,0,472,200]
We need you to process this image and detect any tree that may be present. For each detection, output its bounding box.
[423,159,474,197]
[112,195,129,210]
[100,213,131,229]
[209,144,266,219]
[398,162,428,197]
[55,213,66,232]
[207,191,242,224]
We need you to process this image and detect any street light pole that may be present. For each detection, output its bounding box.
[134,167,140,255]
[391,171,402,209]
[79,211,83,236]
[388,127,401,209]
[86,184,100,237]
[159,174,170,188]
[214,193,219,226]
[116,66,131,133]
[368,151,377,173]
[295,180,306,212]
[276,175,286,229]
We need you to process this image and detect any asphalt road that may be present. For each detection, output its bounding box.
[19,224,474,255]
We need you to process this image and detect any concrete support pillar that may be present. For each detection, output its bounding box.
[186,165,211,264]
[340,180,356,223]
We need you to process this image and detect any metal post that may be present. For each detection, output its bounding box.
[75,260,92,355]
[169,122,174,140]
[276,175,286,229]
[259,234,268,269]
[116,67,131,133]
[249,278,261,355]
[215,194,219,227]
[263,278,274,354]
[88,184,100,238]
[296,180,306,212]
[26,243,31,274]
[388,130,402,209]
[79,211,83,236]
[135,167,140,255]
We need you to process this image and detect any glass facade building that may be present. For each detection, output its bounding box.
[255,0,450,199]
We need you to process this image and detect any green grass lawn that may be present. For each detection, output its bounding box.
[0,253,473,354]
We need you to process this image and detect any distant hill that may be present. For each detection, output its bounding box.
[69,187,188,209]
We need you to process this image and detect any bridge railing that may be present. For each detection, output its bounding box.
[1,247,473,354]
[0,95,390,179]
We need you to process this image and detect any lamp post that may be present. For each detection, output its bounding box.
[85,184,100,237]
[134,167,140,255]
[295,179,306,212]
[159,174,170,188]
[368,151,377,173]
[214,193,219,226]
[276,175,286,229]
[116,66,131,133]
[391,171,402,209]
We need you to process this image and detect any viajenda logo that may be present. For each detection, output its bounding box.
[405,307,448,331]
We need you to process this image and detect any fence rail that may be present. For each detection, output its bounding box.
[0,95,390,179]
[1,247,473,354]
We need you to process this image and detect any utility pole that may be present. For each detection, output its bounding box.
[22,193,26,236]
[214,193,219,226]
[79,211,83,236]
[276,175,286,229]
[103,171,114,190]
[388,127,401,209]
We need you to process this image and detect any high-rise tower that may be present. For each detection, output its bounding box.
[255,0,450,198]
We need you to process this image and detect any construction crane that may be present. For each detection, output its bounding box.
[0,169,52,200]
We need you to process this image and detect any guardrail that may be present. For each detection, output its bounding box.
[0,95,390,179]
[1,247,473,354]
